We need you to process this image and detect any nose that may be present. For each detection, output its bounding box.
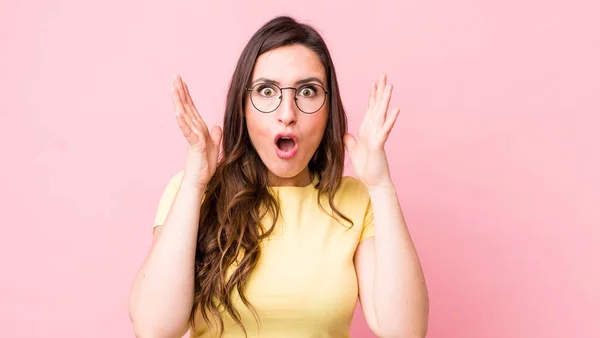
[276,89,297,126]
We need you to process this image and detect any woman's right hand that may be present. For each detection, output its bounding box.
[171,74,222,188]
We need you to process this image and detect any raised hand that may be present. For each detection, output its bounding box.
[172,74,222,187]
[343,74,401,188]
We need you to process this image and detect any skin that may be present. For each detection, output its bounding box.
[346,75,429,337]
[129,44,429,338]
[245,44,329,187]
[245,44,429,336]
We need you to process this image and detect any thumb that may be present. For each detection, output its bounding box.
[343,133,356,154]
[210,125,223,149]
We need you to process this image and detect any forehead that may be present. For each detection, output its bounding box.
[251,44,326,84]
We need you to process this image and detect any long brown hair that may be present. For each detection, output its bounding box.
[191,16,352,336]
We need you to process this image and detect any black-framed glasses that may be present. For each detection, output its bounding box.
[246,82,330,114]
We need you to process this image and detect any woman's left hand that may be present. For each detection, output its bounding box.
[344,74,400,189]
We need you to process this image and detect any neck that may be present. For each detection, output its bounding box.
[268,167,312,187]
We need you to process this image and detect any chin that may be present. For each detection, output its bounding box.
[265,157,309,180]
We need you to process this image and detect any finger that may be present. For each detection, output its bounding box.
[377,84,393,122]
[174,74,194,111]
[173,78,208,134]
[173,84,202,131]
[174,88,203,136]
[375,73,386,103]
[171,85,186,117]
[182,99,206,131]
[382,107,400,136]
[173,76,205,146]
[181,106,204,136]
[182,79,196,107]
[175,75,191,109]
[175,111,192,136]
[210,125,223,148]
[173,75,191,114]
[368,81,376,110]
[173,74,186,103]
[180,77,207,127]
[186,100,205,129]
[175,111,200,145]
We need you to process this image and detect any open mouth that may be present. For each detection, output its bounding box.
[277,137,296,152]
[274,134,298,159]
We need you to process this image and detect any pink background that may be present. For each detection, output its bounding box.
[1,0,598,337]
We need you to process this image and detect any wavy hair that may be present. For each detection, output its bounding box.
[191,16,352,337]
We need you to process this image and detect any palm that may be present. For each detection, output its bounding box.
[344,74,400,188]
[172,74,222,185]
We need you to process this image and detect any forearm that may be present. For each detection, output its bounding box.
[368,183,429,337]
[129,178,204,337]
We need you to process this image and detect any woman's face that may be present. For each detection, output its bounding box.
[245,44,329,186]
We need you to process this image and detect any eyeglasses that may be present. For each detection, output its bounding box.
[246,82,330,114]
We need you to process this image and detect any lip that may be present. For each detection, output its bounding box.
[274,132,299,159]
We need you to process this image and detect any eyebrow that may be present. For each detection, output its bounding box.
[251,77,326,87]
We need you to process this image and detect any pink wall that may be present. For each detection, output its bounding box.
[1,0,598,337]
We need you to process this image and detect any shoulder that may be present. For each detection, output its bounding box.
[333,175,371,206]
[338,175,369,198]
[155,170,185,210]
[165,170,185,189]
[153,170,185,228]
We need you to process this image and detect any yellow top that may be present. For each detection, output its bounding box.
[153,171,375,337]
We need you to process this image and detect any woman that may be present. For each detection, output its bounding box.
[128,16,429,338]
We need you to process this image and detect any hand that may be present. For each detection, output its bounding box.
[343,74,400,189]
[171,74,222,187]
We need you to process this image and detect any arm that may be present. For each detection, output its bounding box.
[128,176,204,338]
[128,74,222,338]
[345,74,429,337]
[355,183,429,338]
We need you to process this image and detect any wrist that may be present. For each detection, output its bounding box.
[365,178,396,194]
[181,173,208,191]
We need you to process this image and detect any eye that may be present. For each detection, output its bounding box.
[257,84,278,97]
[298,85,318,98]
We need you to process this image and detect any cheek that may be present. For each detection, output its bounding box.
[245,113,271,150]
[308,111,329,145]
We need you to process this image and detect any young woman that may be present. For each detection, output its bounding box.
[129,16,429,338]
